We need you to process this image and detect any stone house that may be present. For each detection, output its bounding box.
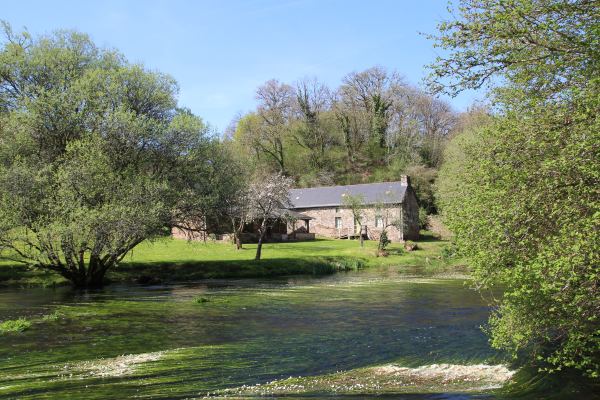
[172,175,419,243]
[287,176,419,242]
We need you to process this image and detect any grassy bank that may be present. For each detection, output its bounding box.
[0,232,465,287]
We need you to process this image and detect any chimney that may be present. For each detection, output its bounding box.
[400,175,410,187]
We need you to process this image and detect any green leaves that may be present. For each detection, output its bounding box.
[0,24,237,287]
[438,81,600,377]
[426,0,600,98]
[432,0,600,378]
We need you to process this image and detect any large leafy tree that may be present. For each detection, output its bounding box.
[432,0,599,377]
[0,24,236,287]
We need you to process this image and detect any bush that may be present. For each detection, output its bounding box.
[440,242,459,260]
[0,318,31,334]
[379,231,391,250]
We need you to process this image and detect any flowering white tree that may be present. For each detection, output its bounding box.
[249,173,294,260]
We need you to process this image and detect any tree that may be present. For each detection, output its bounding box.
[0,25,235,287]
[254,80,294,174]
[292,78,335,169]
[431,0,599,378]
[426,0,599,98]
[342,194,366,247]
[332,92,370,167]
[340,67,403,153]
[248,172,294,260]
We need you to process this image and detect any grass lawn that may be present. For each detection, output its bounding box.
[0,232,465,287]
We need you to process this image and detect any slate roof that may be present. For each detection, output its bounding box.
[289,181,407,209]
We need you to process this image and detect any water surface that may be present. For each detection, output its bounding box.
[0,268,503,399]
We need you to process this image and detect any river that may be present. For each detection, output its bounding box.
[0,267,517,399]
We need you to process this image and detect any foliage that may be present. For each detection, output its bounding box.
[0,317,31,333]
[378,231,391,252]
[433,0,599,377]
[405,165,438,213]
[440,242,459,261]
[229,66,459,211]
[0,24,238,287]
[426,0,600,97]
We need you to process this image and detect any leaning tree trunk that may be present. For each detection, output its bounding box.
[255,235,264,260]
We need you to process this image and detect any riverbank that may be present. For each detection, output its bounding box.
[0,231,465,287]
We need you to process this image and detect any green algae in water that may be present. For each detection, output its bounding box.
[0,317,31,333]
[0,273,506,399]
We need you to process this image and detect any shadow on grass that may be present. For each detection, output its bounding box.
[417,231,444,243]
[0,262,69,287]
[111,256,366,284]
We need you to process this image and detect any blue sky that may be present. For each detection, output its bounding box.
[2,0,483,131]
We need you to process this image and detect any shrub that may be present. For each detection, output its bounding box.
[441,242,459,260]
[379,231,391,251]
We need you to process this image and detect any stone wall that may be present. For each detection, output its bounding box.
[172,227,205,240]
[292,205,404,242]
[402,186,420,240]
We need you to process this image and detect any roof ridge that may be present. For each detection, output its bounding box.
[290,180,403,191]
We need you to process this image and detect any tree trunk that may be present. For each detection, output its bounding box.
[255,220,267,260]
[235,233,243,250]
[255,234,264,260]
[360,225,366,247]
[87,269,107,288]
[68,268,107,288]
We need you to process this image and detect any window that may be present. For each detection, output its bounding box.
[375,216,383,228]
[335,217,342,229]
[335,207,340,213]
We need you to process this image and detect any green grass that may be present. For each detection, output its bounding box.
[0,232,466,287]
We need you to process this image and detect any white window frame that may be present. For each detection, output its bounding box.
[335,217,342,229]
